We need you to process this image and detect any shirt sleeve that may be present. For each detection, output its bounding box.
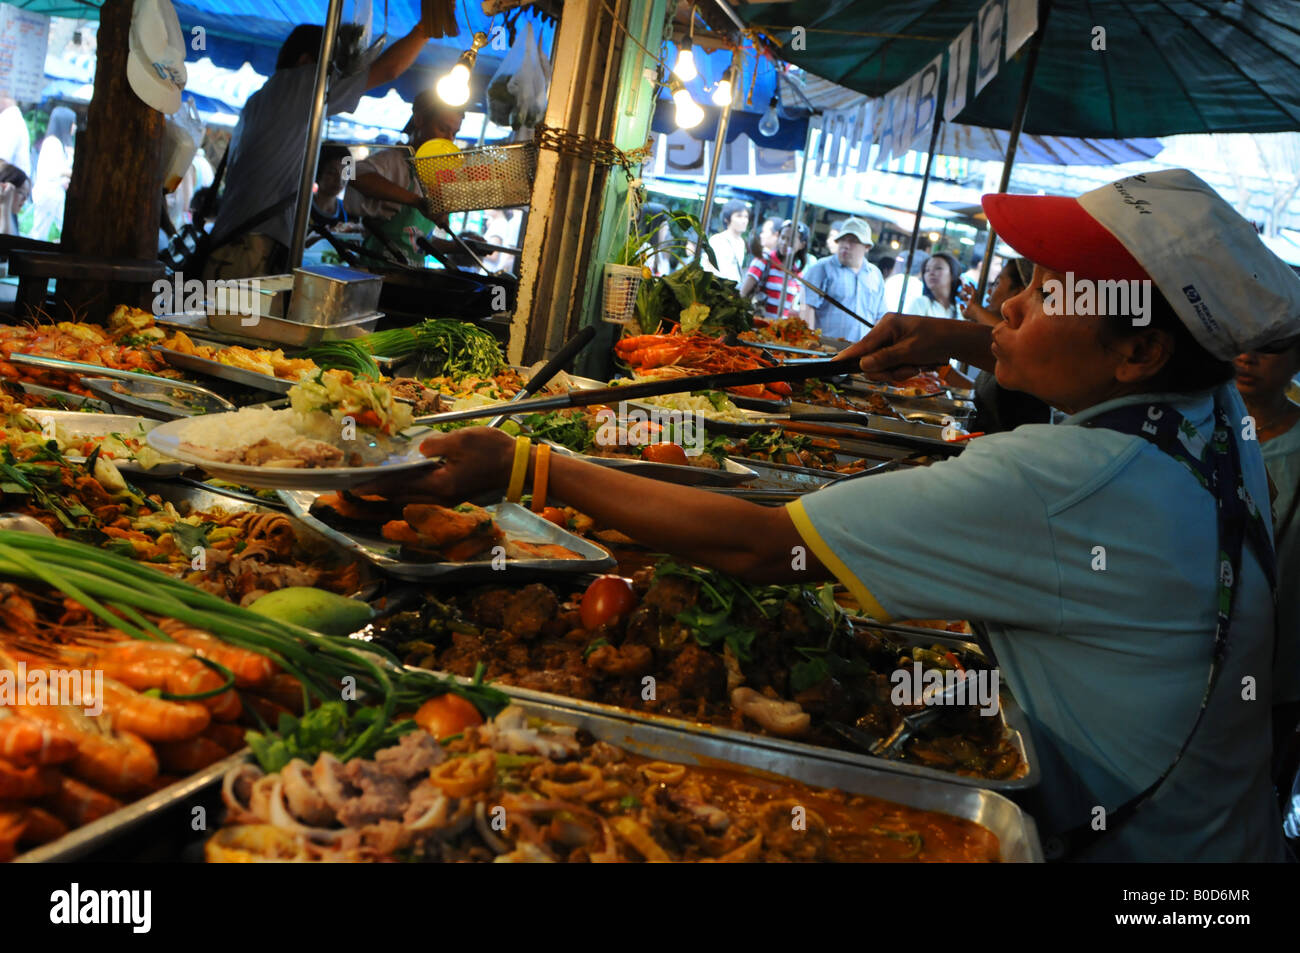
[787,433,1062,626]
[327,65,370,116]
[744,258,765,283]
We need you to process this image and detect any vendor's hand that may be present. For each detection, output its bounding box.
[356,427,516,503]
[837,312,955,381]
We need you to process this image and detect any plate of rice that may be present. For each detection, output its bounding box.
[145,370,441,489]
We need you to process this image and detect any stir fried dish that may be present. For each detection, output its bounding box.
[378,563,1023,780]
[208,705,1002,862]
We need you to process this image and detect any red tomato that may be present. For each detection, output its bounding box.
[353,409,382,429]
[414,693,484,738]
[640,442,689,466]
[540,507,568,527]
[580,575,637,630]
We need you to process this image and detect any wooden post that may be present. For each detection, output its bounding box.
[59,0,165,322]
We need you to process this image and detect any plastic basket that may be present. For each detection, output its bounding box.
[413,142,537,215]
[603,263,644,325]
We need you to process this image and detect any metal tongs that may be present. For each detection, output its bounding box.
[826,677,966,760]
[7,353,236,418]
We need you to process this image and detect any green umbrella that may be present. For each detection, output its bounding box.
[735,0,1300,137]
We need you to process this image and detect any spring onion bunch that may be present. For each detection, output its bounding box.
[355,319,504,379]
[297,340,381,380]
[0,531,508,759]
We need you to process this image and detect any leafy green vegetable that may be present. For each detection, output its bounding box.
[245,701,417,773]
[356,319,504,380]
[519,412,594,453]
[636,262,756,336]
[171,521,213,555]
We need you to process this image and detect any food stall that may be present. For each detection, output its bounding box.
[0,0,1297,882]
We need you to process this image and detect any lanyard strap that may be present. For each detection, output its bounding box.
[1045,398,1276,860]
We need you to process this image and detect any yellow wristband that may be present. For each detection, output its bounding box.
[531,443,551,512]
[506,435,532,503]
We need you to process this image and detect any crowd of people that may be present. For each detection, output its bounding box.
[0,100,79,242]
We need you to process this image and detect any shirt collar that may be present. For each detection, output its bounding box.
[1062,385,1222,428]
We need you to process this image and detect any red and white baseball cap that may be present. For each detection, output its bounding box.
[983,169,1300,359]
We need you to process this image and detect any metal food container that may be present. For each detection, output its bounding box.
[287,265,383,326]
[207,309,382,348]
[205,274,293,318]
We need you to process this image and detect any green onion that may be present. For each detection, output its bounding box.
[355,319,504,380]
[298,341,381,380]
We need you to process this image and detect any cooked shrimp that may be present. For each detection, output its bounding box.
[0,757,59,799]
[16,705,157,794]
[44,774,124,827]
[98,678,210,742]
[160,624,277,688]
[0,711,78,766]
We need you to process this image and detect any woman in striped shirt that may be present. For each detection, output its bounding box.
[740,221,808,322]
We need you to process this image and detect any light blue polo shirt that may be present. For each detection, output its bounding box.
[1262,419,1300,704]
[802,256,885,342]
[789,383,1285,862]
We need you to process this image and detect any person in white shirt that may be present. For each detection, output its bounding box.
[482,208,519,274]
[703,199,749,283]
[0,95,31,234]
[29,106,75,242]
[905,252,963,319]
[205,16,444,279]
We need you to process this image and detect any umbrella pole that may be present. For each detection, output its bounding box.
[695,93,735,264]
[288,0,345,270]
[776,113,816,321]
[896,116,944,313]
[975,0,1051,298]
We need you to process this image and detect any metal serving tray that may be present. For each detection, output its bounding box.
[13,752,249,863]
[278,495,615,581]
[207,310,382,348]
[440,694,1042,861]
[543,444,758,487]
[152,346,294,394]
[6,381,113,413]
[21,409,188,477]
[732,458,844,494]
[289,265,383,325]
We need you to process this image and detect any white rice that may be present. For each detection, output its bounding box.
[178,407,401,467]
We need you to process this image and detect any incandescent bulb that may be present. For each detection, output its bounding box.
[673,41,698,82]
[436,63,471,106]
[758,96,780,137]
[672,86,704,129]
[712,77,733,107]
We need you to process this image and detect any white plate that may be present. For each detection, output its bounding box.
[20,410,190,477]
[145,415,442,490]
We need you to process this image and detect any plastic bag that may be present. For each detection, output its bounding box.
[487,22,550,129]
[507,22,548,128]
[161,98,202,193]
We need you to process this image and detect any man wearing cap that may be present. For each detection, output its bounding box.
[799,217,885,341]
[344,91,465,267]
[205,11,454,279]
[369,169,1297,861]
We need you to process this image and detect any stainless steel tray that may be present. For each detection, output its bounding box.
[5,381,113,413]
[152,347,295,394]
[737,458,846,493]
[289,265,382,325]
[279,495,616,580]
[13,751,248,863]
[546,445,758,487]
[134,477,378,597]
[207,310,382,348]
[440,694,1042,861]
[21,409,189,477]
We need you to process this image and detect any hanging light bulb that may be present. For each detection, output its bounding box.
[758,95,780,137]
[668,75,704,129]
[435,32,489,107]
[712,65,736,108]
[673,37,698,82]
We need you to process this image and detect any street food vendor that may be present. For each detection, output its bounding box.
[204,15,447,279]
[368,170,1298,861]
[343,90,465,267]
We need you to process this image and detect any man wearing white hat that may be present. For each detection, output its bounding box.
[205,6,458,279]
[800,216,885,341]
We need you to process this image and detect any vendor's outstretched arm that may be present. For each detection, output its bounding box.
[840,312,995,379]
[366,23,432,89]
[359,427,831,584]
[351,172,420,207]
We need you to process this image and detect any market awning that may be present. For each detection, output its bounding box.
[13,0,555,104]
[733,0,1300,137]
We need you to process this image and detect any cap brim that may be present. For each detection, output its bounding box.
[982,192,1149,282]
[126,54,181,115]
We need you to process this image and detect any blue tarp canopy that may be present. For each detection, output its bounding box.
[13,0,555,105]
